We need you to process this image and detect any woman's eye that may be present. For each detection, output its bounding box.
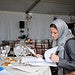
[54,32,57,34]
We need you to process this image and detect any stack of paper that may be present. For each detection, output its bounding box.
[44,46,58,62]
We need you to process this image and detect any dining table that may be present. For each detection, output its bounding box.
[0,42,58,75]
[0,56,57,75]
[5,65,51,75]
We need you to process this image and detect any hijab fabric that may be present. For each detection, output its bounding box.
[50,19,74,47]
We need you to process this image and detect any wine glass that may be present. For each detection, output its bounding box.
[0,46,7,60]
[4,45,10,57]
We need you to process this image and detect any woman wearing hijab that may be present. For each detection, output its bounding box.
[49,19,75,75]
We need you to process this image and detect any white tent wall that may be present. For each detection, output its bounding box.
[0,11,75,41]
[29,14,53,40]
[0,11,26,41]
[29,13,73,40]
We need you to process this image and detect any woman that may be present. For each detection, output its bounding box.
[49,19,75,75]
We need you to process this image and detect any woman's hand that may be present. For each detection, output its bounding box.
[50,53,59,63]
[35,54,43,58]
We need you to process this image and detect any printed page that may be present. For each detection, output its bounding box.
[25,45,36,55]
[44,46,58,62]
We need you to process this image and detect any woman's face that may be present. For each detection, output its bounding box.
[50,27,59,40]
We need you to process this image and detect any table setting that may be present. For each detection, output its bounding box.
[0,45,57,75]
[0,56,52,75]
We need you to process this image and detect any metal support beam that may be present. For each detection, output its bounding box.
[25,0,40,14]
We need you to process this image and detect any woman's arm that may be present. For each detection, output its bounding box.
[58,39,75,70]
[51,39,75,71]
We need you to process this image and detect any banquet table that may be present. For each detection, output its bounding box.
[0,56,56,75]
[5,66,51,75]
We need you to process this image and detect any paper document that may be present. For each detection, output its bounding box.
[25,45,36,55]
[21,56,57,67]
[44,46,58,62]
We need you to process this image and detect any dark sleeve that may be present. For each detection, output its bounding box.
[57,39,75,71]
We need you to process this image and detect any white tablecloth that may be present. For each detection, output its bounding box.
[5,66,51,75]
[0,56,57,75]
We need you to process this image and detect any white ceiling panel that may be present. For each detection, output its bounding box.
[0,0,75,15]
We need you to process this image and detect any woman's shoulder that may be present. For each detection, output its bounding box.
[65,37,75,49]
[66,37,75,44]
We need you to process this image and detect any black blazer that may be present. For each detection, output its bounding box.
[71,28,75,35]
[57,37,75,74]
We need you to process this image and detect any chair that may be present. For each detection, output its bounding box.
[34,40,46,55]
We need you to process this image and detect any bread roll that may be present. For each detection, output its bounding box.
[2,62,10,67]
[5,57,12,60]
[10,59,17,63]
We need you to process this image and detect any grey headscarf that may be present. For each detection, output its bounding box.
[50,19,74,47]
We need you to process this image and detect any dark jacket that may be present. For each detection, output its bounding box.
[57,37,75,74]
[71,28,75,36]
